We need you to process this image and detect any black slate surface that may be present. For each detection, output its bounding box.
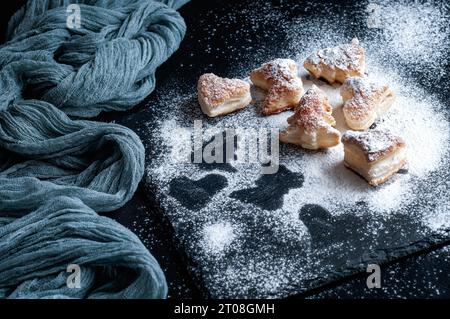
[114,0,450,298]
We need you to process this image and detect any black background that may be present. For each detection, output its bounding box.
[1,0,450,299]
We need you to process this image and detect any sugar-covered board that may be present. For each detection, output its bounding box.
[120,0,450,298]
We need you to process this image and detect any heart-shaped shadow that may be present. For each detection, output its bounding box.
[169,174,228,210]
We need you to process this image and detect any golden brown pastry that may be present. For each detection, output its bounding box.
[342,130,407,186]
[340,76,396,130]
[280,85,341,150]
[197,73,252,117]
[304,38,365,84]
[250,59,304,115]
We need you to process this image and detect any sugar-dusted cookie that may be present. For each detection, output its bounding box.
[341,76,395,130]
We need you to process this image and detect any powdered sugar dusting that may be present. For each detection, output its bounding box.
[141,0,450,298]
[253,59,297,83]
[342,76,384,97]
[373,1,449,67]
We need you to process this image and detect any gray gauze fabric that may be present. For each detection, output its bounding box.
[0,0,187,298]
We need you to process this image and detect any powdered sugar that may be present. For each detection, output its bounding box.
[198,73,250,107]
[253,59,297,82]
[201,222,237,256]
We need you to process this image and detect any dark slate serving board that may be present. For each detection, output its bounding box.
[119,0,450,298]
